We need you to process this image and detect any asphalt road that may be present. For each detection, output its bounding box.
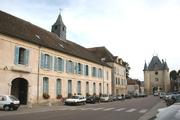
[0,95,161,120]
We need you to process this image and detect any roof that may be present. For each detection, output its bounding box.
[88,47,126,67]
[146,56,169,71]
[88,47,115,62]
[0,10,110,68]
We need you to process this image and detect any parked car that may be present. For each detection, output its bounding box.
[117,95,123,100]
[86,96,100,104]
[64,95,86,105]
[100,95,110,102]
[138,93,148,97]
[159,92,166,99]
[0,95,20,111]
[153,103,180,120]
[166,94,180,106]
[153,92,159,96]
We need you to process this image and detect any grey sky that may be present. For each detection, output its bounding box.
[1,0,180,80]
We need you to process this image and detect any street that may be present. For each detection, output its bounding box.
[0,96,162,120]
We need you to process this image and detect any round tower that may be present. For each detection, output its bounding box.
[143,62,150,94]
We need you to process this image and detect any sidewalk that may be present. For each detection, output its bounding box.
[138,100,166,120]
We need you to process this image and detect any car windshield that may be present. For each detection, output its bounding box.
[71,96,79,99]
[9,95,19,101]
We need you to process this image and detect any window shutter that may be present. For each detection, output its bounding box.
[14,46,19,64]
[41,53,45,68]
[61,59,64,72]
[81,64,83,75]
[75,62,78,74]
[54,57,58,71]
[66,60,69,73]
[49,56,53,70]
[72,62,74,73]
[25,49,29,65]
[84,65,86,76]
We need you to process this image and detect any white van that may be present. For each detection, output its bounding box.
[0,95,20,111]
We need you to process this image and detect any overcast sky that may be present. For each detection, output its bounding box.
[1,0,180,80]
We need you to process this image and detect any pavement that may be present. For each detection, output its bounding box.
[138,100,166,120]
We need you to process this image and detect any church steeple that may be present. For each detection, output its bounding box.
[51,13,66,40]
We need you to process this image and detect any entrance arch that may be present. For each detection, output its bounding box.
[11,78,28,105]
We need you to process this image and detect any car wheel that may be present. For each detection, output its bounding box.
[4,105,10,111]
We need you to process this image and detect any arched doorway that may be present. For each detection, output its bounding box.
[11,78,28,105]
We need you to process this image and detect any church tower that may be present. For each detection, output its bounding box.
[143,56,170,94]
[51,13,66,40]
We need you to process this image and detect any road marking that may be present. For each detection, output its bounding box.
[139,109,148,113]
[114,108,126,111]
[103,108,115,111]
[92,107,104,110]
[126,108,136,112]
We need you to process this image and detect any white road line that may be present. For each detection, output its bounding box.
[139,109,148,113]
[103,108,115,111]
[126,108,136,112]
[114,108,126,111]
[92,108,104,110]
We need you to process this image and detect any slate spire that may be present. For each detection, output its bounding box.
[51,13,66,40]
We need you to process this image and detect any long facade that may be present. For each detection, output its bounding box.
[0,11,112,104]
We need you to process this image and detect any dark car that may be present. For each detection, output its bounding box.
[86,96,100,104]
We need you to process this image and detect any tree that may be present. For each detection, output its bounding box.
[170,70,177,80]
[123,62,131,79]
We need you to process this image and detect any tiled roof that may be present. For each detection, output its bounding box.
[88,47,115,62]
[0,10,110,67]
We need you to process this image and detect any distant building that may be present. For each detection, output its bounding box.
[143,56,170,94]
[88,47,127,96]
[127,78,142,95]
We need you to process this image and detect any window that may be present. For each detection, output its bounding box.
[93,83,96,94]
[106,71,109,80]
[54,57,64,72]
[86,82,89,94]
[56,79,61,96]
[107,84,109,95]
[41,53,53,69]
[84,65,89,76]
[66,60,74,73]
[99,83,102,94]
[98,68,103,78]
[77,63,83,74]
[43,77,49,94]
[92,67,97,77]
[68,80,72,94]
[14,46,29,65]
[77,81,81,95]
[155,71,158,75]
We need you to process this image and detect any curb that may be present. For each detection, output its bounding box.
[138,100,166,120]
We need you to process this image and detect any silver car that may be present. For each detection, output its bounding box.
[0,95,20,111]
[154,103,180,120]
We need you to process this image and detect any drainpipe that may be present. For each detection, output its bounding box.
[37,46,41,104]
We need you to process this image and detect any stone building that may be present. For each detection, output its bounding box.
[88,47,127,96]
[0,10,112,104]
[143,56,170,94]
